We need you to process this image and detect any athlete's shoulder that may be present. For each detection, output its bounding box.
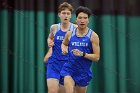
[91,31,99,42]
[92,31,98,37]
[50,24,57,30]
[88,28,98,37]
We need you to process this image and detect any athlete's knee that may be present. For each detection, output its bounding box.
[75,86,87,93]
[48,87,58,93]
[48,89,57,93]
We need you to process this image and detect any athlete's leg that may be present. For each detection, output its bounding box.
[74,87,77,93]
[75,86,87,93]
[47,78,59,93]
[58,84,65,93]
[58,84,78,93]
[64,76,75,93]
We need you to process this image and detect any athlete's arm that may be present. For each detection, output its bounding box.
[44,48,52,63]
[61,31,72,55]
[84,32,100,62]
[47,24,57,47]
[44,24,57,63]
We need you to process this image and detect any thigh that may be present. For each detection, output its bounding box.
[64,76,75,93]
[64,76,75,86]
[47,78,59,91]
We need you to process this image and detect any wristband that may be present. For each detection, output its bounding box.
[82,52,86,57]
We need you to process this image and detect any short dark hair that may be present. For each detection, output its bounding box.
[75,6,92,18]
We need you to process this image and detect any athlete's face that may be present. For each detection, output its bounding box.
[76,12,89,29]
[58,8,72,24]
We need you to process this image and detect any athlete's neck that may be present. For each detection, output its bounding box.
[61,22,70,29]
[76,27,88,37]
[77,27,88,34]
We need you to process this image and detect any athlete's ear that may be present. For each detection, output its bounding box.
[87,20,89,23]
[69,14,72,18]
[58,13,60,17]
[69,15,71,18]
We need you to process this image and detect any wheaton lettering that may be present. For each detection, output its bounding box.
[71,42,88,47]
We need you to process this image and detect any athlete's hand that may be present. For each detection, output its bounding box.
[62,47,68,55]
[48,41,54,47]
[71,49,83,56]
[47,38,54,47]
[44,57,48,63]
[44,54,49,63]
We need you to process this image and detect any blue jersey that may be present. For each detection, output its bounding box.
[68,28,93,70]
[60,28,93,86]
[50,23,75,60]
